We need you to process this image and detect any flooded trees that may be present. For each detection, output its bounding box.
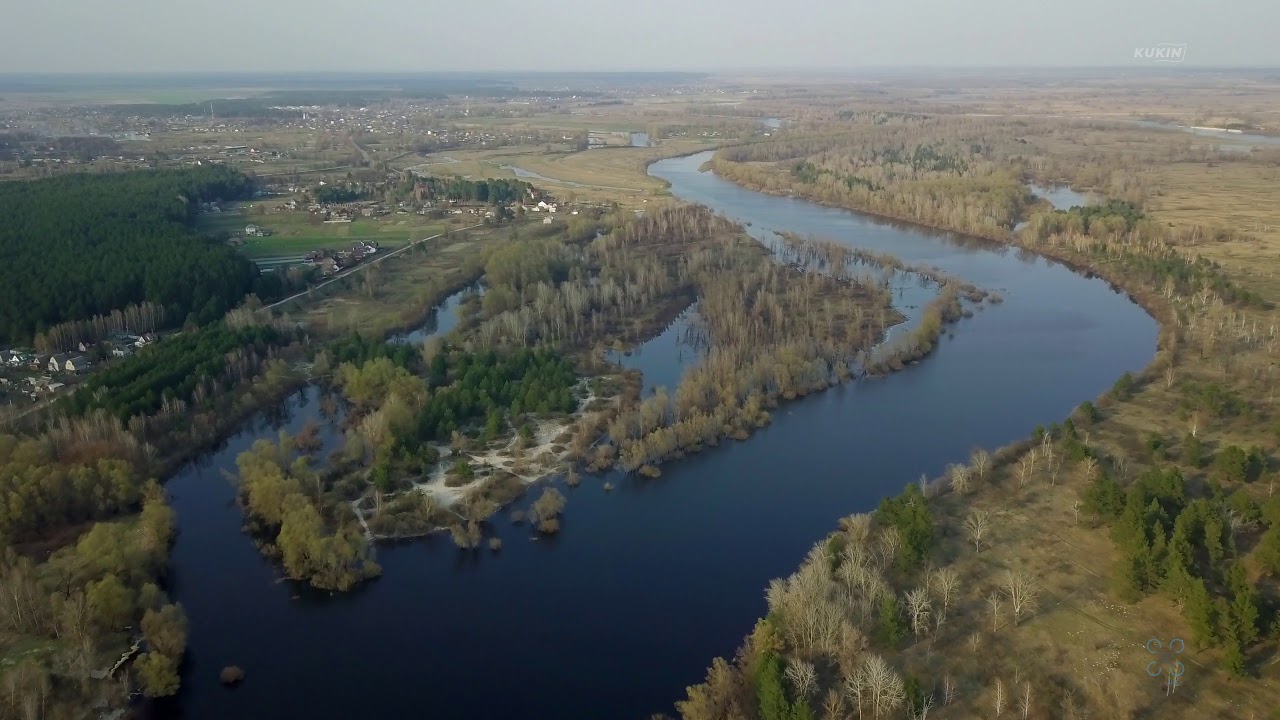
[529,487,567,534]
[237,438,382,591]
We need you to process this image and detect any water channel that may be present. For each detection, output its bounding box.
[159,151,1157,720]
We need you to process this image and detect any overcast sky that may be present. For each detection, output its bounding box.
[3,0,1277,73]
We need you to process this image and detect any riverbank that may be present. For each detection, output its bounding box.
[670,141,1278,716]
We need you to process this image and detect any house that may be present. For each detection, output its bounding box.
[135,333,158,348]
[0,350,23,367]
[77,341,94,353]
[245,224,259,236]
[49,353,69,372]
[543,216,553,225]
[64,356,92,373]
[111,345,133,359]
[42,382,65,394]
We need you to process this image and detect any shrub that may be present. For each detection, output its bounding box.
[219,666,246,686]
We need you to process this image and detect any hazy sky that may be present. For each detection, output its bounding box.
[4,0,1278,73]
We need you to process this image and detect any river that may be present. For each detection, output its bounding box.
[158,152,1157,720]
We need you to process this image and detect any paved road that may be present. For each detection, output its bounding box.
[263,224,482,311]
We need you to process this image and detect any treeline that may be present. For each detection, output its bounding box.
[714,137,1031,241]
[415,175,534,205]
[105,98,304,119]
[313,184,365,204]
[0,165,268,343]
[34,300,166,354]
[676,487,944,720]
[62,324,283,422]
[1023,202,1270,308]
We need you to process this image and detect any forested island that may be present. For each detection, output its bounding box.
[217,202,1002,593]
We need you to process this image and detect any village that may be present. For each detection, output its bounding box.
[205,169,576,278]
[0,332,159,406]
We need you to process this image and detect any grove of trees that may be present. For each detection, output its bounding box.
[0,165,267,343]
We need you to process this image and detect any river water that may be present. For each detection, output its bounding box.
[158,152,1157,720]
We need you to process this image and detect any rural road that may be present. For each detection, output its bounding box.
[263,224,483,311]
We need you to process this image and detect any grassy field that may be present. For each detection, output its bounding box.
[196,204,452,258]
[282,225,500,338]
[409,139,714,206]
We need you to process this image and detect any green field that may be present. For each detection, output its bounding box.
[196,205,451,259]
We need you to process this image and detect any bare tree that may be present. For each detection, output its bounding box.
[914,692,935,720]
[971,448,992,481]
[1002,571,1040,624]
[821,688,847,720]
[969,632,981,653]
[841,512,873,544]
[1020,682,1033,718]
[766,562,845,656]
[858,654,905,719]
[1077,456,1099,484]
[917,473,932,498]
[930,567,960,618]
[1071,500,1082,525]
[1016,453,1036,488]
[942,675,957,705]
[786,659,817,700]
[994,678,1006,717]
[875,527,900,570]
[844,668,868,720]
[949,464,971,495]
[987,591,1003,632]
[964,509,990,553]
[905,587,932,638]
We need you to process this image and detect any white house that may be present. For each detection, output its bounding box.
[48,354,69,372]
[64,356,92,373]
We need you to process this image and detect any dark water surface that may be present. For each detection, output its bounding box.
[160,152,1157,720]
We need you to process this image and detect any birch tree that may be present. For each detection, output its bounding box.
[971,448,992,481]
[1002,570,1040,624]
[949,463,971,495]
[859,654,905,718]
[786,659,817,699]
[1016,453,1036,488]
[964,509,990,553]
[905,587,932,638]
[929,567,959,626]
